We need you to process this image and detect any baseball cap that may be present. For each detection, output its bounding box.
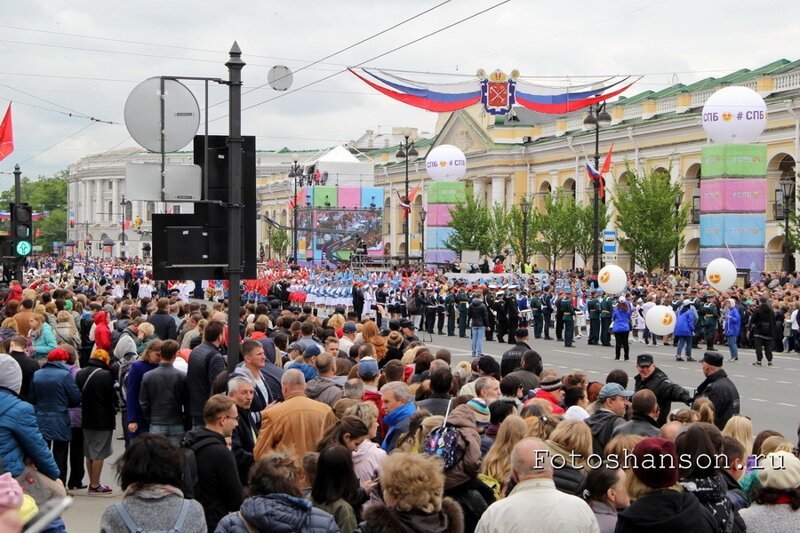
[598,382,634,400]
[342,322,357,334]
[400,319,416,330]
[357,357,380,380]
[303,345,322,359]
[636,354,654,367]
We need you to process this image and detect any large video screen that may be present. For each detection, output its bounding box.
[313,208,383,260]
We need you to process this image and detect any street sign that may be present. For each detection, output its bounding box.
[602,253,618,263]
[603,230,617,253]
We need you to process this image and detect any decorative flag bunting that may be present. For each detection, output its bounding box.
[586,144,614,202]
[349,68,638,116]
[396,184,421,217]
[0,210,51,220]
[0,103,12,162]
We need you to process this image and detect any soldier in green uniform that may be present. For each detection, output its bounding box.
[456,285,470,338]
[600,292,613,347]
[702,295,719,350]
[587,289,601,345]
[445,287,457,336]
[531,288,544,339]
[562,292,575,347]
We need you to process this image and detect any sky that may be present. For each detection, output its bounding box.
[1,0,799,191]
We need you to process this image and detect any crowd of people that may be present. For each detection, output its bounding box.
[0,258,799,532]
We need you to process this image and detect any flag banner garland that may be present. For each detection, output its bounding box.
[349,68,638,116]
[0,210,50,220]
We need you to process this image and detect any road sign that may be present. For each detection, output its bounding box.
[602,253,618,263]
[603,230,617,253]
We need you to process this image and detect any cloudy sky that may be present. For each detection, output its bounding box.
[1,0,798,190]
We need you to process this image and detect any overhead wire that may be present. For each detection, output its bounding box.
[8,121,97,169]
[0,82,118,124]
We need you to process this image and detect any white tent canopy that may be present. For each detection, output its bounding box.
[303,144,375,187]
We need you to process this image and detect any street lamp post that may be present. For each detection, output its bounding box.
[780,170,796,272]
[396,133,418,266]
[674,195,681,270]
[419,208,427,267]
[583,103,612,272]
[520,196,530,269]
[119,195,127,259]
[288,155,302,264]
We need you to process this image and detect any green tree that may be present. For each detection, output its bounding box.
[0,173,68,253]
[508,205,538,264]
[487,203,512,257]
[268,227,289,260]
[445,194,491,256]
[612,167,689,272]
[531,188,580,268]
[574,201,609,267]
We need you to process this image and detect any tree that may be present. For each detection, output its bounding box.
[0,173,68,253]
[487,203,512,257]
[508,205,538,264]
[612,167,689,272]
[445,194,491,256]
[531,188,580,269]
[574,201,608,267]
[268,227,289,260]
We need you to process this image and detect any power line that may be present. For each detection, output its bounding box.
[0,82,118,124]
[6,122,97,169]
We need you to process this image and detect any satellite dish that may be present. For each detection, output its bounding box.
[268,65,293,91]
[124,77,201,153]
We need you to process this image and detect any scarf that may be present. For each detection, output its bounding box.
[381,402,416,451]
[125,483,184,499]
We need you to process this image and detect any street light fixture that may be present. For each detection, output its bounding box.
[780,169,796,272]
[584,102,612,272]
[520,196,530,268]
[396,133,419,266]
[419,208,427,265]
[674,195,682,270]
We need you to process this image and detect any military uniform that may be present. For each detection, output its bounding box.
[587,294,601,345]
[456,289,470,337]
[435,293,446,334]
[542,291,554,340]
[505,290,520,344]
[562,297,575,347]
[494,292,509,343]
[555,293,565,341]
[531,292,544,339]
[702,300,719,350]
[600,295,613,346]
[485,290,496,341]
[423,291,437,334]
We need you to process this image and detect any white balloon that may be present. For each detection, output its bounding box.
[705,257,737,291]
[701,86,767,144]
[598,265,627,294]
[425,144,467,182]
[645,305,677,336]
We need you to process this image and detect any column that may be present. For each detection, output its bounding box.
[112,178,119,221]
[94,179,102,224]
[491,175,506,207]
[473,178,486,204]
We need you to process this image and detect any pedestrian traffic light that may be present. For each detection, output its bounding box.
[10,203,32,257]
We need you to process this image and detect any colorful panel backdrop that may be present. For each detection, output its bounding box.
[700,179,767,213]
[701,144,768,178]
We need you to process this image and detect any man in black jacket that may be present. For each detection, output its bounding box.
[612,389,660,438]
[633,353,691,426]
[695,351,740,430]
[468,294,490,357]
[79,303,101,366]
[227,376,258,485]
[182,394,243,532]
[147,297,177,340]
[751,296,775,366]
[585,383,632,455]
[186,320,226,426]
[140,340,187,446]
[416,367,453,416]
[352,282,365,322]
[500,328,532,377]
[7,335,38,402]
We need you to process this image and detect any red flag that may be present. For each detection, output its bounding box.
[600,143,614,174]
[0,103,13,162]
[34,227,41,237]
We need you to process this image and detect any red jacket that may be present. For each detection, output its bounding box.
[526,389,565,415]
[362,388,386,436]
[7,285,22,302]
[93,311,112,352]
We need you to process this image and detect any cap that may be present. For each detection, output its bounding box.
[702,351,724,367]
[303,345,322,359]
[683,299,693,306]
[757,451,800,490]
[400,319,416,329]
[631,437,679,489]
[357,357,380,380]
[636,354,654,367]
[0,355,22,396]
[388,319,401,330]
[342,322,357,334]
[618,295,627,303]
[514,328,529,339]
[599,382,634,400]
[539,376,563,392]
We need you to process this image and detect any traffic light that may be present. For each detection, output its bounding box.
[10,203,33,257]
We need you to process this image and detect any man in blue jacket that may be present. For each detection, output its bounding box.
[723,298,741,361]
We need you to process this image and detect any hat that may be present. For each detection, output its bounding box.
[466,399,490,430]
[618,295,627,303]
[477,355,500,376]
[0,355,22,395]
[683,299,693,306]
[288,362,318,382]
[758,451,800,490]
[540,376,563,392]
[496,291,505,296]
[357,357,380,380]
[636,354,654,367]
[631,437,679,488]
[47,347,70,363]
[508,284,518,290]
[0,473,23,514]
[702,351,724,367]
[488,284,498,290]
[514,328,529,339]
[342,322,357,334]
[400,319,416,330]
[599,382,633,401]
[303,345,322,359]
[91,349,110,366]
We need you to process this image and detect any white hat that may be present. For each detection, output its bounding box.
[0,355,22,395]
[618,295,627,303]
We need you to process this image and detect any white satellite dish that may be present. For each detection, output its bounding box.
[268,65,293,91]
[124,77,201,153]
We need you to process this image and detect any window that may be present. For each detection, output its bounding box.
[124,201,133,220]
[108,201,113,218]
[146,202,155,221]
[108,181,113,190]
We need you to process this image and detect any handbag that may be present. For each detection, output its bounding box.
[15,465,67,506]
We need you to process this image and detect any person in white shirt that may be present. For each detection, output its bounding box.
[475,438,600,533]
[138,279,154,299]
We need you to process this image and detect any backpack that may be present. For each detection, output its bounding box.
[113,499,191,533]
[180,435,219,500]
[111,328,135,352]
[422,400,462,471]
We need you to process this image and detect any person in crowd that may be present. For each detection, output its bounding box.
[612,389,660,438]
[720,436,750,513]
[254,369,337,459]
[125,339,163,440]
[310,445,369,533]
[113,316,142,362]
[674,298,697,361]
[30,313,58,363]
[722,414,753,459]
[29,347,82,485]
[227,376,258,485]
[54,310,81,349]
[182,394,244,532]
[231,339,271,423]
[316,416,370,452]
[186,320,226,427]
[583,467,629,533]
[5,335,38,402]
[507,350,542,394]
[500,328,531,376]
[563,386,591,421]
[475,437,599,532]
[723,298,741,362]
[695,350,740,430]
[12,298,35,337]
[527,373,565,415]
[75,349,117,494]
[90,310,112,354]
[480,415,527,499]
[468,293,490,357]
[739,450,800,531]
[147,297,178,340]
[750,296,775,366]
[306,353,344,407]
[139,339,187,446]
[380,381,416,452]
[611,298,632,361]
[546,418,593,497]
[633,354,691,426]
[60,344,86,490]
[585,382,632,456]
[345,402,386,496]
[216,452,338,533]
[99,434,206,532]
[416,367,453,416]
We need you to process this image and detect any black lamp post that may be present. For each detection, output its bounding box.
[119,195,127,259]
[674,195,681,270]
[419,208,427,266]
[583,102,612,272]
[288,155,302,263]
[520,196,530,268]
[780,169,796,272]
[396,133,419,266]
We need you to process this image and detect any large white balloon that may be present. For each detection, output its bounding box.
[705,257,737,291]
[702,86,767,144]
[598,265,627,294]
[425,144,467,182]
[645,305,677,336]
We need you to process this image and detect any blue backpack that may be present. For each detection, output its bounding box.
[423,400,462,471]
